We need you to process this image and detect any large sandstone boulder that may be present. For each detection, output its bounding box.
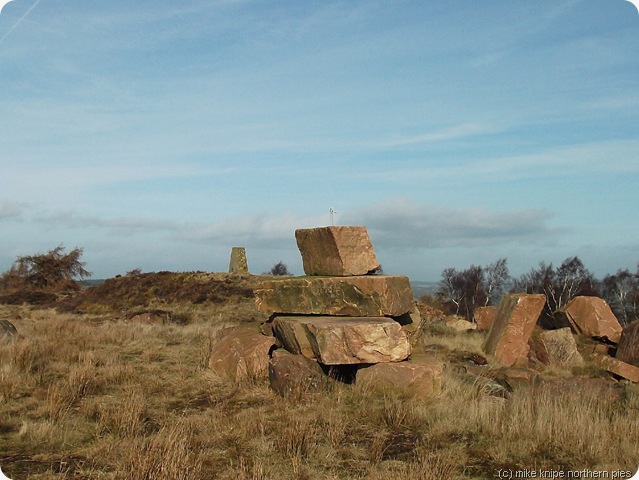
[529,327,583,367]
[295,226,380,276]
[483,294,546,367]
[268,350,329,397]
[356,359,444,397]
[208,326,276,381]
[591,352,639,383]
[616,321,639,367]
[255,275,414,317]
[272,315,410,365]
[557,296,622,343]
[474,306,497,331]
[445,316,477,332]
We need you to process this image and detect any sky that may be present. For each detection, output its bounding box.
[0,0,638,282]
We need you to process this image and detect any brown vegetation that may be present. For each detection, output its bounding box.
[0,273,637,479]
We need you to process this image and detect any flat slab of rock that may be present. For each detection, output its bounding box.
[616,321,639,367]
[209,326,276,381]
[255,275,414,317]
[530,327,583,366]
[557,296,622,343]
[483,294,546,367]
[591,352,639,383]
[474,306,497,331]
[356,360,444,397]
[272,315,411,365]
[268,350,330,397]
[295,226,380,276]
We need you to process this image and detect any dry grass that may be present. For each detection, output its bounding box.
[0,297,637,479]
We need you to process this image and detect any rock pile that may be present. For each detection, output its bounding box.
[254,225,442,397]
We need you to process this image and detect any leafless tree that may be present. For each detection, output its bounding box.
[0,245,90,293]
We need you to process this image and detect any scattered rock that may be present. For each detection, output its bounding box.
[356,359,444,397]
[255,275,414,317]
[295,226,380,276]
[272,315,411,365]
[616,320,639,368]
[557,296,622,343]
[268,350,330,397]
[474,306,497,331]
[208,326,276,381]
[445,316,478,332]
[483,294,546,367]
[0,319,18,341]
[590,352,639,383]
[228,247,249,274]
[530,327,584,367]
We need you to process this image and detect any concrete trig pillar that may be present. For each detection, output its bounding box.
[229,247,249,274]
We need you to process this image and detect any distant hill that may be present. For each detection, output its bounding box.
[410,280,439,299]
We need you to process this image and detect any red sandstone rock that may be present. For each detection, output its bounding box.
[295,226,380,276]
[616,320,639,367]
[272,315,411,365]
[356,359,444,397]
[558,296,622,343]
[591,352,639,383]
[208,326,276,381]
[255,275,414,317]
[483,294,546,367]
[474,306,497,331]
[529,327,583,366]
[268,350,329,397]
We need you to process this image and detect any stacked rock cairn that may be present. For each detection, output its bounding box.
[255,226,443,397]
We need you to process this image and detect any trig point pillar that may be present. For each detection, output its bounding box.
[229,247,248,274]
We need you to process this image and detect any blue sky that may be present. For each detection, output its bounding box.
[1,0,638,281]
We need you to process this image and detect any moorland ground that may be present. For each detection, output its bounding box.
[0,272,637,479]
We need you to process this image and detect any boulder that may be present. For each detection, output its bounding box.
[474,306,497,331]
[591,353,639,383]
[228,246,249,274]
[272,315,410,365]
[268,350,329,397]
[483,294,546,367]
[445,316,478,332]
[616,320,639,367]
[557,296,622,343]
[208,326,276,381]
[356,359,444,397]
[0,319,18,341]
[255,275,414,317]
[295,226,380,276]
[529,327,583,367]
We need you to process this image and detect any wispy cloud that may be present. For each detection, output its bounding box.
[0,201,24,219]
[342,198,557,249]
